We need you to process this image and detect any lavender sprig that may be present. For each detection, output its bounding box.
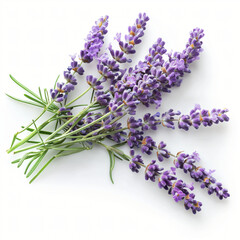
[174,152,230,199]
[128,154,202,214]
[7,13,230,216]
[50,15,109,104]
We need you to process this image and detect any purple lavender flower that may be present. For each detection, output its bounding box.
[106,121,127,143]
[97,62,115,81]
[123,75,137,88]
[50,82,74,102]
[127,117,143,131]
[98,54,120,72]
[63,71,77,85]
[97,53,121,85]
[135,13,149,30]
[108,44,131,63]
[157,168,202,214]
[126,117,144,148]
[157,141,170,162]
[182,28,204,67]
[178,105,229,130]
[129,155,144,173]
[158,167,177,190]
[142,112,161,131]
[95,90,111,106]
[184,193,202,214]
[69,54,84,75]
[171,180,194,202]
[145,160,163,182]
[161,109,181,129]
[52,16,109,106]
[172,187,187,202]
[112,13,149,60]
[86,75,103,90]
[210,108,229,123]
[127,129,144,148]
[203,181,230,200]
[174,152,230,200]
[122,90,139,115]
[108,99,124,117]
[174,152,197,172]
[141,136,156,155]
[178,115,192,130]
[145,38,167,66]
[78,15,109,64]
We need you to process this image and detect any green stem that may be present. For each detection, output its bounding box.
[29,155,56,183]
[8,99,57,151]
[47,103,125,143]
[97,141,131,161]
[65,87,92,107]
[46,102,96,141]
[38,128,127,150]
[7,115,56,154]
[26,150,48,178]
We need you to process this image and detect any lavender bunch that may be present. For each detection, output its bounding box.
[7,13,230,215]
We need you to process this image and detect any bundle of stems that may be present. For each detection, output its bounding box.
[6,13,230,214]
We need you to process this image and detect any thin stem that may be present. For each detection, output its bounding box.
[9,98,57,151]
[32,120,45,145]
[7,115,57,154]
[42,128,127,149]
[65,87,92,107]
[44,103,125,145]
[45,102,96,141]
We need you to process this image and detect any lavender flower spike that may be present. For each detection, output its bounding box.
[178,104,229,130]
[111,13,149,61]
[174,152,230,199]
[171,180,202,214]
[79,15,109,63]
[158,168,202,214]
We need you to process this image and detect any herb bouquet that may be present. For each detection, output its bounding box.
[6,13,230,214]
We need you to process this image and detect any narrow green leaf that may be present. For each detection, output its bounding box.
[44,88,50,103]
[11,153,39,164]
[111,153,115,174]
[54,75,60,89]
[26,150,48,178]
[18,152,35,168]
[29,156,55,183]
[11,158,21,164]
[54,119,59,130]
[16,137,40,144]
[6,94,43,108]
[38,87,43,100]
[113,153,123,161]
[32,120,45,147]
[46,147,85,151]
[108,150,115,184]
[9,74,41,100]
[24,155,40,174]
[10,133,18,148]
[109,146,130,161]
[24,94,46,106]
[90,89,95,103]
[21,126,61,136]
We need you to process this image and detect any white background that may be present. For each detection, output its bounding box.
[0,0,240,239]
